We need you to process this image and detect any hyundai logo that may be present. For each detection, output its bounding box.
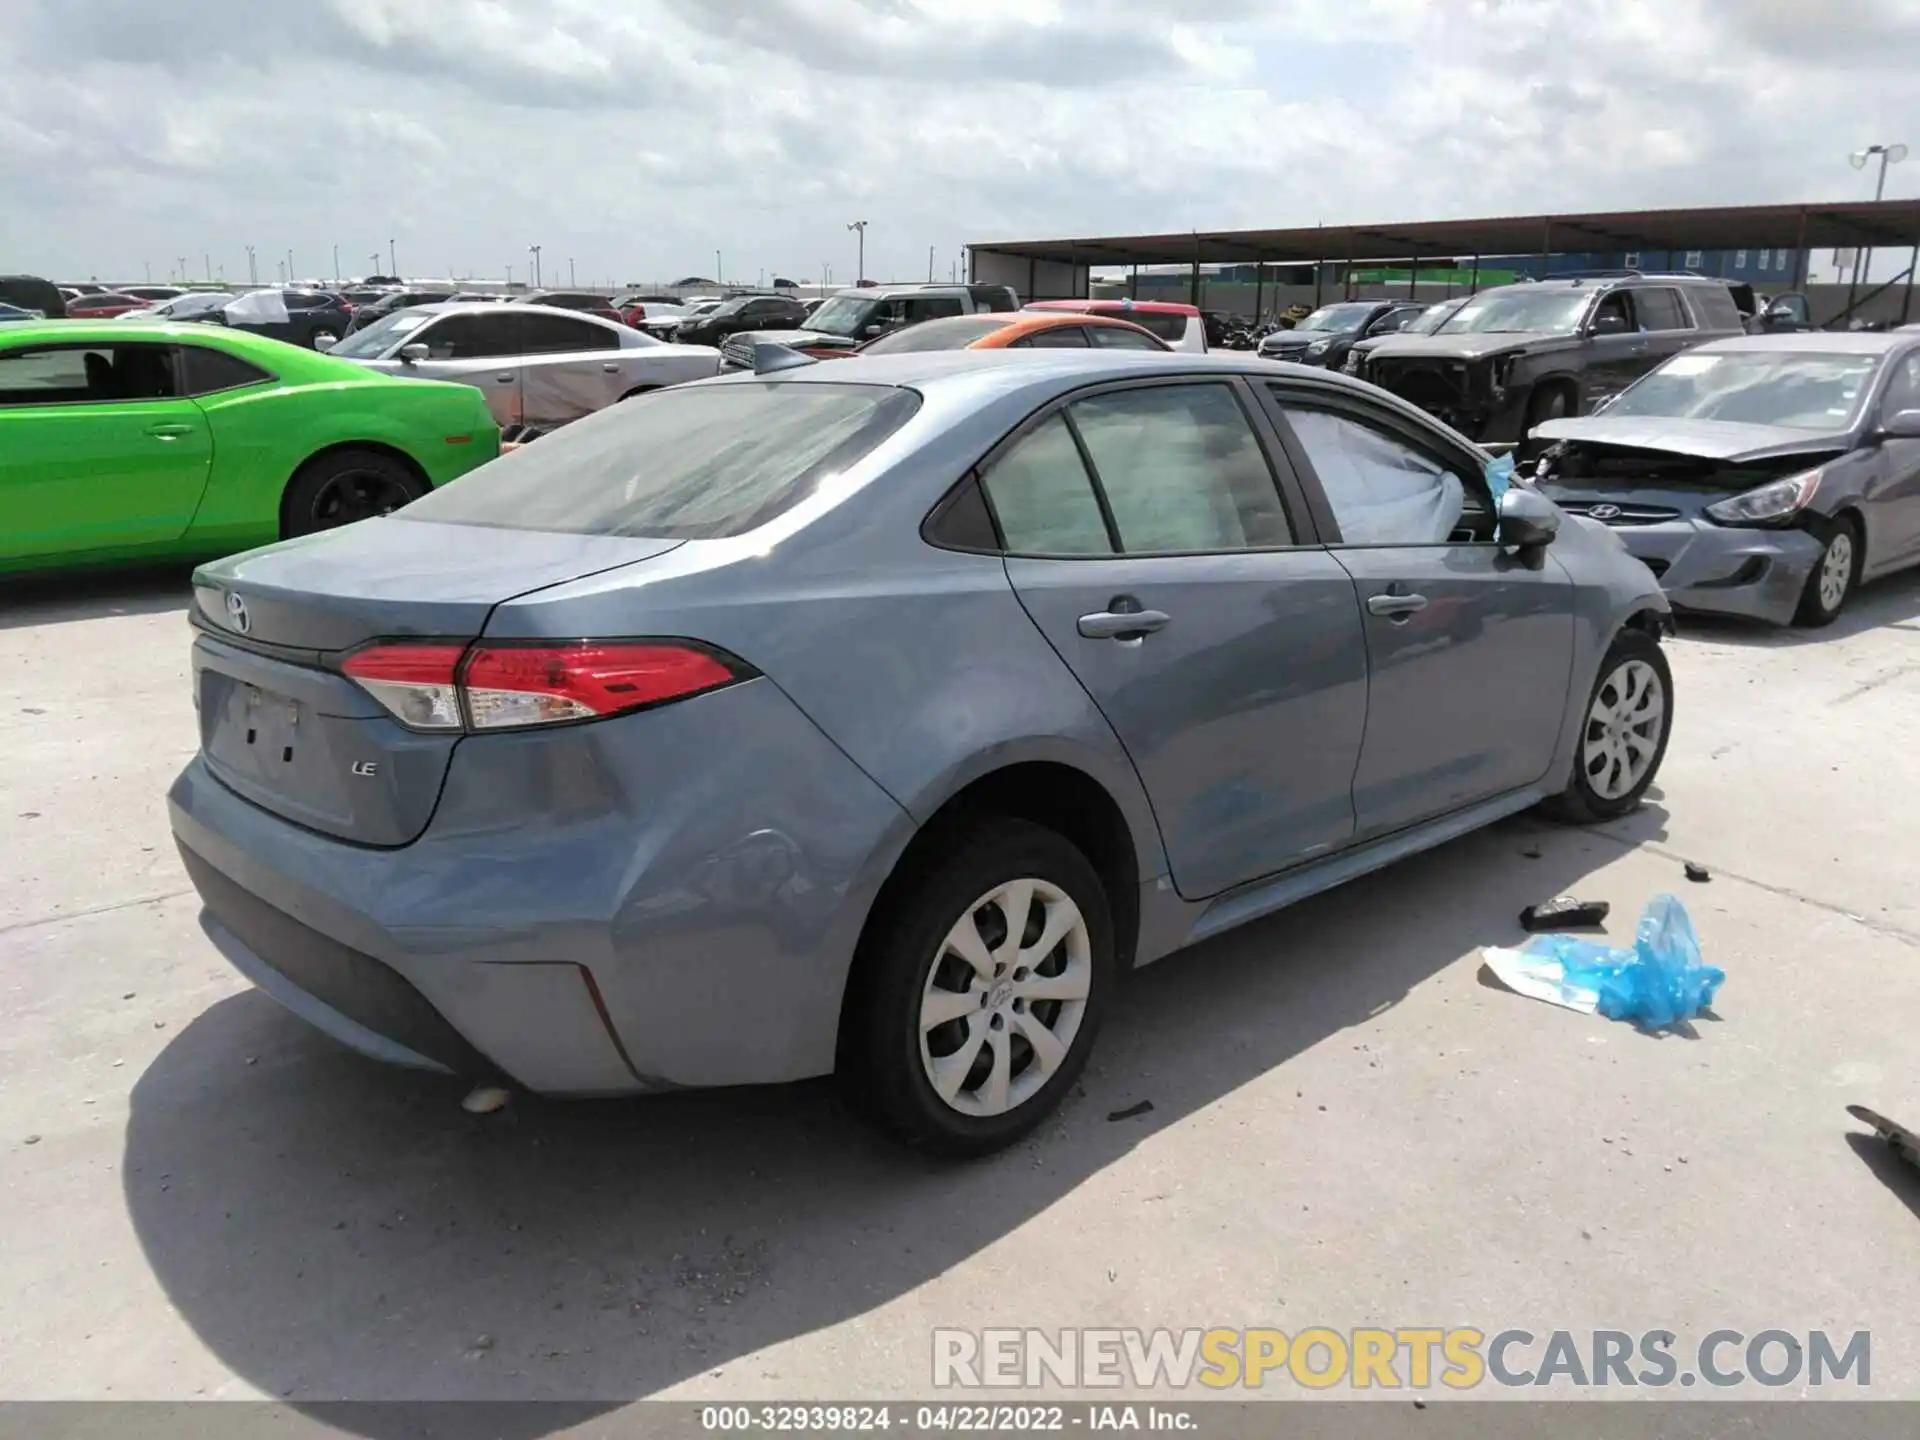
[1587,504,1623,522]
[223,590,251,634]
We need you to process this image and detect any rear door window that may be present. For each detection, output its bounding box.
[517,313,620,354]
[1088,325,1166,351]
[902,296,966,324]
[399,382,921,539]
[1277,403,1476,545]
[978,414,1114,555]
[1633,287,1692,332]
[418,314,523,359]
[1105,310,1189,342]
[1070,384,1294,552]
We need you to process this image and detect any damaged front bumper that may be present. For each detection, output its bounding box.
[1585,517,1823,625]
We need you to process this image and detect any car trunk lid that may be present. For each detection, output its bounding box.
[191,518,683,845]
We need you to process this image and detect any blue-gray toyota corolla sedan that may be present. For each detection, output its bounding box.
[169,348,1675,1155]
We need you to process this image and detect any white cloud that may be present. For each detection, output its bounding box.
[2,0,1917,286]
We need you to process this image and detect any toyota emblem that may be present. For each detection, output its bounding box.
[223,590,251,634]
[1587,504,1623,522]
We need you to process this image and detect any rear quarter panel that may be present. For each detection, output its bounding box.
[184,376,498,552]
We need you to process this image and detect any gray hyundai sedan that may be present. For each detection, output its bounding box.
[1533,332,1920,626]
[169,348,1673,1155]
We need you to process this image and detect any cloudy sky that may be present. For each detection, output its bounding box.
[4,0,1918,288]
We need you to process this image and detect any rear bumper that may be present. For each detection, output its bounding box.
[1604,518,1821,625]
[168,677,913,1095]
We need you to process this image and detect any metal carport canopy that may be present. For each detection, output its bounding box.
[970,198,1920,266]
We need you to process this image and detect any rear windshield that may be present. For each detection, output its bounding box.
[1609,350,1880,430]
[1061,308,1189,341]
[400,381,922,540]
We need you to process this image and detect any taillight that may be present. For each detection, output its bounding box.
[341,640,749,732]
[341,644,465,730]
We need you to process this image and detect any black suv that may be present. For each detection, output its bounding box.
[1352,275,1749,442]
[675,293,812,348]
[1257,299,1429,369]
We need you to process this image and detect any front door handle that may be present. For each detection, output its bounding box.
[495,374,515,384]
[146,422,195,440]
[1078,609,1171,640]
[601,363,620,373]
[1367,592,1429,618]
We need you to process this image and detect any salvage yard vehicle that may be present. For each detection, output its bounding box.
[220,288,356,351]
[327,301,721,430]
[1257,299,1429,369]
[675,292,812,349]
[727,283,1021,364]
[170,348,1673,1156]
[1355,274,1748,443]
[1533,331,1920,626]
[1025,299,1208,353]
[0,321,498,573]
[122,291,237,322]
[853,311,1169,354]
[1343,296,1471,375]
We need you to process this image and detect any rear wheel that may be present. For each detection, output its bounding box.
[843,818,1113,1157]
[1545,629,1673,823]
[1526,381,1574,429]
[282,449,426,538]
[1794,516,1859,627]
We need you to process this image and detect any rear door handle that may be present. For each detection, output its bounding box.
[1367,593,1429,618]
[601,363,620,373]
[495,374,515,384]
[1078,609,1171,640]
[146,422,195,439]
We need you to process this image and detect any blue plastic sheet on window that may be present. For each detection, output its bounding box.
[1485,451,1515,504]
[1505,894,1724,1030]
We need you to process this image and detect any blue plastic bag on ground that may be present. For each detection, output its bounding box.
[1517,895,1723,1029]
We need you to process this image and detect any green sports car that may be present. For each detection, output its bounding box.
[1,320,500,575]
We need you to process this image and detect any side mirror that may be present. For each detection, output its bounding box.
[1881,408,1920,441]
[862,322,885,338]
[398,343,429,364]
[1499,487,1561,549]
[1587,312,1631,338]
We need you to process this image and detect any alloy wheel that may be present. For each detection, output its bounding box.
[1818,531,1854,614]
[1582,658,1665,801]
[310,471,416,528]
[918,878,1092,1118]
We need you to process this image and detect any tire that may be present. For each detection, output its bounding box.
[281,448,427,538]
[1793,515,1860,627]
[843,818,1114,1158]
[1544,629,1674,823]
[1526,381,1574,429]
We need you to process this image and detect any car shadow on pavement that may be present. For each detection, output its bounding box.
[1672,566,1920,649]
[0,565,196,631]
[123,809,1655,1433]
[1845,1132,1920,1225]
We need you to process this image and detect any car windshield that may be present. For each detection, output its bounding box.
[1406,300,1468,335]
[1295,303,1379,334]
[860,315,1014,354]
[1607,350,1881,430]
[399,382,922,540]
[1437,289,1591,335]
[806,296,879,338]
[329,308,436,358]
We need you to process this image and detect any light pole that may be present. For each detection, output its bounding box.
[1848,143,1908,286]
[177,256,187,283]
[389,237,397,277]
[370,253,379,277]
[246,246,257,286]
[332,244,339,283]
[204,253,211,282]
[569,257,576,287]
[848,220,868,284]
[715,250,722,284]
[286,250,294,285]
[928,245,934,282]
[530,244,542,288]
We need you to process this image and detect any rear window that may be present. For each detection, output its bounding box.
[400,382,922,540]
[1099,310,1188,342]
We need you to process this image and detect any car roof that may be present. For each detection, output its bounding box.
[1027,299,1200,317]
[404,301,620,321]
[0,319,316,356]
[739,347,1376,399]
[1693,331,1913,357]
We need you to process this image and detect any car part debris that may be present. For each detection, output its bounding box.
[1847,1105,1920,1169]
[1684,861,1711,883]
[1482,894,1722,1029]
[1520,897,1611,932]
[1107,1101,1154,1122]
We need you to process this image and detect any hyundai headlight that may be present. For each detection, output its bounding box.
[1703,468,1823,526]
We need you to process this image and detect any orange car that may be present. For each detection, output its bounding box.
[855,310,1170,354]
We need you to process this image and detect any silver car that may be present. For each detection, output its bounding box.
[328,301,721,430]
[1534,332,1920,626]
[171,349,1673,1156]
